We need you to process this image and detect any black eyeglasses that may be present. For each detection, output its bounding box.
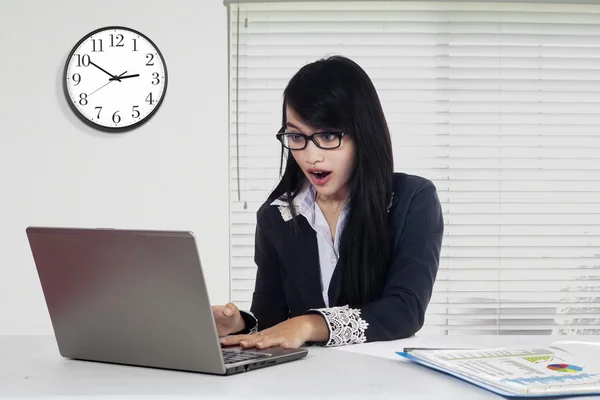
[276,127,349,150]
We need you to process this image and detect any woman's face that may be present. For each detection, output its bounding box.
[285,105,356,200]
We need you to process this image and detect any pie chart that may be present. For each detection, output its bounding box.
[547,364,583,373]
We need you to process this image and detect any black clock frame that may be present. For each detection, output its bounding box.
[63,26,168,133]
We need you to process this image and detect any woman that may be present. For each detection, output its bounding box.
[214,55,444,349]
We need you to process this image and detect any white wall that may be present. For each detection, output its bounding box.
[0,0,230,334]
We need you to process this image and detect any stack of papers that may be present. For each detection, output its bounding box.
[397,341,600,397]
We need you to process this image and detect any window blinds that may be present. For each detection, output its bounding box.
[227,1,600,335]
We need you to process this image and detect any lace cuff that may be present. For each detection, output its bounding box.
[307,306,369,347]
[237,310,258,334]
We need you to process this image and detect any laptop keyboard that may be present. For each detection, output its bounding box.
[222,349,268,364]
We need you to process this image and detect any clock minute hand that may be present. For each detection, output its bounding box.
[89,60,117,80]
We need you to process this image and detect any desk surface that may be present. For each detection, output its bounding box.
[3,335,600,399]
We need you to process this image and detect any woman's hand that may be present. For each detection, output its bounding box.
[220,314,328,349]
[212,303,245,337]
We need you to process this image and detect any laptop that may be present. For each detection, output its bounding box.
[25,226,308,375]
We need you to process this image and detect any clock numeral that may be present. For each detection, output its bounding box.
[72,73,81,86]
[92,39,103,52]
[152,72,160,85]
[145,93,154,105]
[94,106,102,119]
[146,53,155,66]
[76,54,90,67]
[112,111,121,124]
[132,105,140,118]
[132,38,138,52]
[110,34,124,47]
[79,93,88,106]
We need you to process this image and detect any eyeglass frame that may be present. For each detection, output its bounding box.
[275,126,349,150]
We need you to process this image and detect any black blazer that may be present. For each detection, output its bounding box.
[241,172,444,347]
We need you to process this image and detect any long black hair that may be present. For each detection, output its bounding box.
[268,55,394,307]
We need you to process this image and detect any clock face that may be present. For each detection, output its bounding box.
[64,26,167,132]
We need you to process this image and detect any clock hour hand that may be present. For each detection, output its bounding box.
[110,73,139,81]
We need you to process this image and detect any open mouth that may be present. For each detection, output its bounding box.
[310,171,331,179]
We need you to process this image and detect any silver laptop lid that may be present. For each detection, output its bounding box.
[26,226,227,374]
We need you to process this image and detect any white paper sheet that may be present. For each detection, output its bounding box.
[399,341,600,397]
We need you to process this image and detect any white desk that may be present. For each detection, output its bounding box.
[3,335,600,399]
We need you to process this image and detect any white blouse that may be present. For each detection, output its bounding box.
[242,182,369,347]
[271,182,349,307]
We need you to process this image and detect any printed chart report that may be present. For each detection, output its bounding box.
[398,342,600,397]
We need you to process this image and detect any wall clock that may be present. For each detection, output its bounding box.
[63,26,168,132]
